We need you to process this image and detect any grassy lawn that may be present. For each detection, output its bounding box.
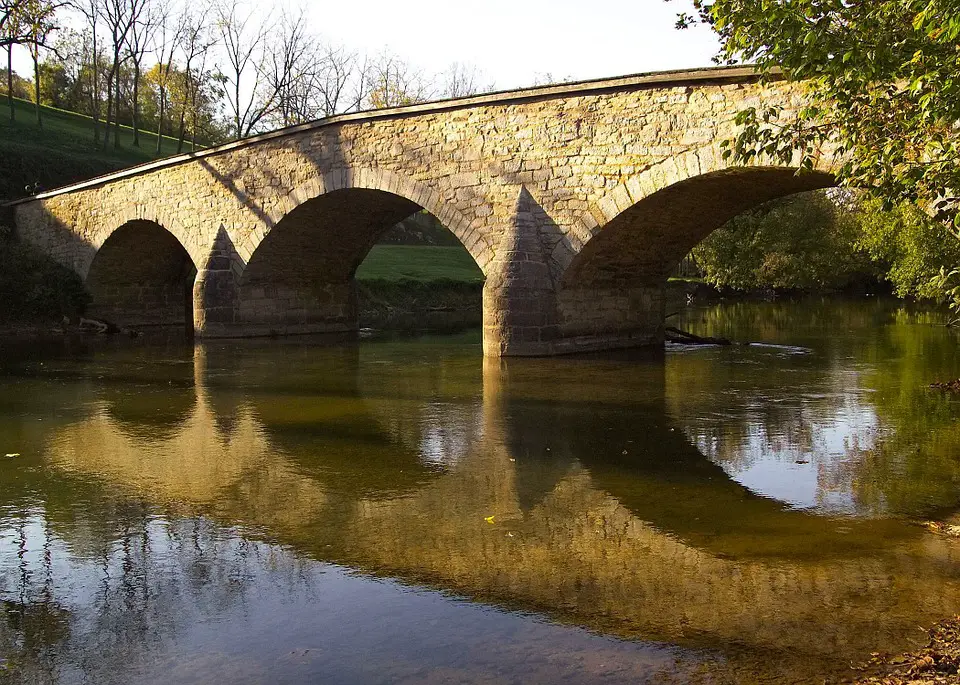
[0,96,186,164]
[357,245,484,284]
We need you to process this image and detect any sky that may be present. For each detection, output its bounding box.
[11,0,720,92]
[301,0,721,89]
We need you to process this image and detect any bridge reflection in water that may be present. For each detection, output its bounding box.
[5,336,960,684]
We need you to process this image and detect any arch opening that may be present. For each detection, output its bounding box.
[553,168,836,350]
[238,188,483,336]
[565,167,837,290]
[86,220,197,332]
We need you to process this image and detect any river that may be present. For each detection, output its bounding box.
[1,298,959,684]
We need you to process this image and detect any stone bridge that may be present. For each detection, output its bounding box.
[7,66,834,355]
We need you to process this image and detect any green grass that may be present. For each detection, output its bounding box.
[1,96,186,163]
[0,96,196,202]
[357,245,484,284]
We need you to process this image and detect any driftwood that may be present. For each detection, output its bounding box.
[665,326,732,346]
[77,317,140,337]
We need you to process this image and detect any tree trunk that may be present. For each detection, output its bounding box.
[32,47,41,129]
[155,88,164,155]
[90,31,100,145]
[234,80,240,139]
[176,101,186,153]
[132,63,140,147]
[103,68,112,150]
[7,44,14,122]
[113,50,121,149]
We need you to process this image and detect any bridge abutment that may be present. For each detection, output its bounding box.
[233,281,357,337]
[193,227,241,337]
[554,285,666,353]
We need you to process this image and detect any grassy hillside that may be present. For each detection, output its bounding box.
[355,246,484,330]
[356,245,484,283]
[0,97,186,202]
[2,96,184,159]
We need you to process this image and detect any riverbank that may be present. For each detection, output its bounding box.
[854,616,960,683]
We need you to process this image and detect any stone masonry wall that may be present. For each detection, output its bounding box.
[10,68,831,354]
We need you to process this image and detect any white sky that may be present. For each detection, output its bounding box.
[303,0,720,89]
[11,0,720,93]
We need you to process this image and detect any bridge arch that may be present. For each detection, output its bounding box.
[564,161,837,288]
[236,169,490,272]
[551,160,836,350]
[232,170,485,337]
[85,219,198,331]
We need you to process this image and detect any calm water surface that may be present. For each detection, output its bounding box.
[2,298,960,684]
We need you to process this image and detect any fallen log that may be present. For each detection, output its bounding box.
[77,317,140,338]
[665,326,732,346]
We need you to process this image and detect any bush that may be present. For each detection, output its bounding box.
[692,190,878,291]
[854,197,960,301]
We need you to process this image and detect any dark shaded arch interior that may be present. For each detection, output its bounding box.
[236,188,479,335]
[86,220,197,329]
[565,168,836,289]
[241,188,422,288]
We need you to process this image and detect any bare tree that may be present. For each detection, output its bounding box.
[148,2,177,154]
[2,0,28,120]
[173,3,214,153]
[316,42,358,116]
[361,50,432,109]
[441,62,492,99]
[215,0,279,139]
[20,0,62,127]
[123,0,155,147]
[100,0,134,148]
[266,36,366,125]
[71,0,102,142]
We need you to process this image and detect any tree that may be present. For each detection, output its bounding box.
[100,0,135,148]
[146,4,177,154]
[124,0,156,147]
[215,0,276,139]
[691,191,876,292]
[856,197,960,301]
[441,62,491,99]
[362,51,431,109]
[172,3,214,153]
[260,8,311,128]
[315,42,360,116]
[675,1,960,230]
[72,0,103,144]
[20,0,61,127]
[2,0,28,120]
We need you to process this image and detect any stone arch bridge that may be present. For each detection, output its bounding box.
[7,66,834,356]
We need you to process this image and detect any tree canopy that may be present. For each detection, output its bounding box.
[676,0,960,229]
